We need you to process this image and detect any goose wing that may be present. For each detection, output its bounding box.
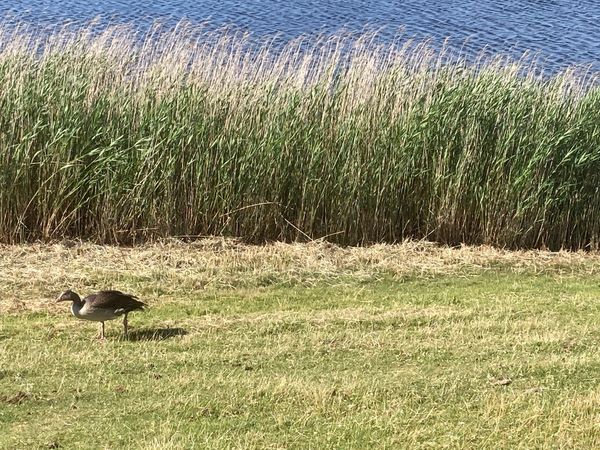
[85,290,146,312]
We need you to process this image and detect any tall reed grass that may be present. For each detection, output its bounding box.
[0,23,599,248]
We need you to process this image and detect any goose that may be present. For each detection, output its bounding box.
[56,289,146,339]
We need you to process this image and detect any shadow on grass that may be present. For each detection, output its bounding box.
[127,327,187,341]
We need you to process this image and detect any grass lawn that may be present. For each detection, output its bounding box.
[1,240,600,449]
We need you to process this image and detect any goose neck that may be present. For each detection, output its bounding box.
[70,301,84,318]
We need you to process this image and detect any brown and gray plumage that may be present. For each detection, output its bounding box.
[56,289,146,339]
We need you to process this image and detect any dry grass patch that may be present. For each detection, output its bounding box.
[2,238,600,314]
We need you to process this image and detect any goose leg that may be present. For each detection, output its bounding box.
[99,322,105,340]
[123,314,128,338]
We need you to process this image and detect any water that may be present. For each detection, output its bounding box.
[1,0,600,73]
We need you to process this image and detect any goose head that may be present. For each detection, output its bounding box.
[56,289,81,303]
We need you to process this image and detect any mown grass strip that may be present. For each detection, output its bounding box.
[2,243,600,448]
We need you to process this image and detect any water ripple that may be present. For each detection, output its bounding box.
[1,0,599,72]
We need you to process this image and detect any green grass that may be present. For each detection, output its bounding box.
[0,24,600,248]
[2,242,600,448]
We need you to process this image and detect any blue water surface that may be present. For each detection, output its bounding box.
[1,0,599,72]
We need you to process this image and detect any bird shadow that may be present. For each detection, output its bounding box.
[126,327,187,342]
